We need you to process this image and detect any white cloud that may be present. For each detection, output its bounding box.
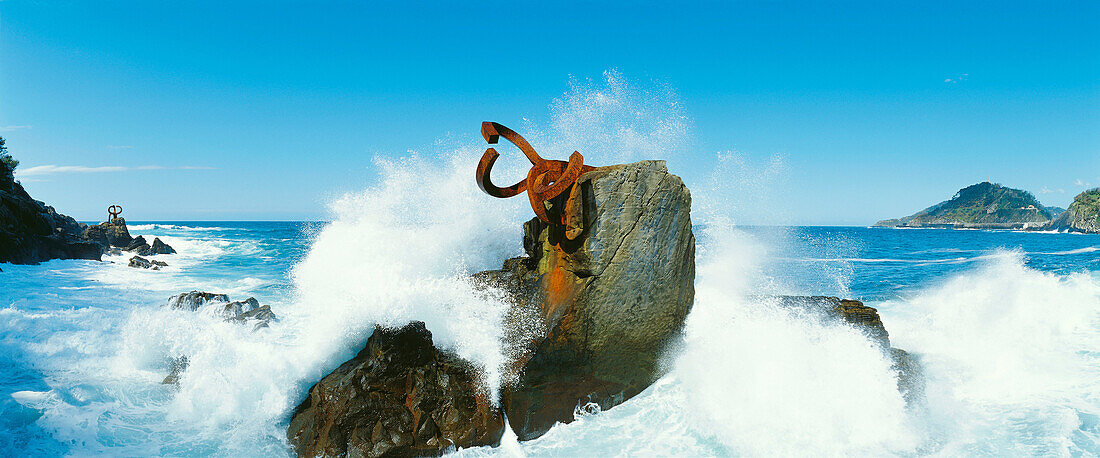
[1075,178,1092,188]
[944,73,969,84]
[0,125,32,132]
[16,165,214,177]
[1039,187,1067,195]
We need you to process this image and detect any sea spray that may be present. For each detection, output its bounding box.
[879,249,1100,454]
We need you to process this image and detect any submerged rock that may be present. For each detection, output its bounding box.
[287,321,504,457]
[0,162,101,264]
[128,255,168,270]
[476,160,696,441]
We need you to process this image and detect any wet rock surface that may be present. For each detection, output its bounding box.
[168,291,231,311]
[124,235,176,256]
[128,255,168,270]
[477,160,696,441]
[287,322,504,457]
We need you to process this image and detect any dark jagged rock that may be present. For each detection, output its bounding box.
[876,182,1057,229]
[227,304,276,330]
[774,296,924,405]
[221,297,261,318]
[128,255,167,270]
[150,237,176,254]
[475,160,696,441]
[287,322,504,457]
[0,162,101,264]
[126,236,175,256]
[220,297,276,330]
[124,235,148,251]
[167,291,230,311]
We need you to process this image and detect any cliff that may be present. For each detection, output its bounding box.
[875,182,1058,229]
[0,161,101,264]
[1045,188,1100,234]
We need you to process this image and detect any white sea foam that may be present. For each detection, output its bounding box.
[879,250,1100,455]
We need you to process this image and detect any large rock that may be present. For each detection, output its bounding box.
[476,160,696,441]
[287,322,505,457]
[0,163,101,264]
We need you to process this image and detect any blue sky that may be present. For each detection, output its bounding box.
[2,1,1097,224]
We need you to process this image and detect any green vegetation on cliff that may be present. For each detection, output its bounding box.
[876,182,1057,229]
[1047,188,1100,233]
[0,137,17,172]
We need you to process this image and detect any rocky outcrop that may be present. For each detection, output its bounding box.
[168,291,230,311]
[287,322,504,457]
[128,255,168,270]
[476,160,696,441]
[83,218,133,249]
[150,237,177,254]
[1045,188,1100,234]
[123,235,176,256]
[0,162,101,264]
[775,296,923,405]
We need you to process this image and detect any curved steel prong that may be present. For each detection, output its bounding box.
[476,148,527,198]
[481,121,544,166]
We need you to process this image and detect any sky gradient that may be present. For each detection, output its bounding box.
[2,1,1097,224]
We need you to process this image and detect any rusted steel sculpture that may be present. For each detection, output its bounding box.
[476,122,601,242]
[108,205,123,223]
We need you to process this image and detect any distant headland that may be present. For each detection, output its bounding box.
[875,181,1098,233]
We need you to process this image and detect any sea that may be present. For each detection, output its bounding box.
[1,221,1097,456]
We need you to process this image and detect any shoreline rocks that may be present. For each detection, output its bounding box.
[0,162,101,264]
[287,322,504,457]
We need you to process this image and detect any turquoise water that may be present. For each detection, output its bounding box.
[1,222,1098,456]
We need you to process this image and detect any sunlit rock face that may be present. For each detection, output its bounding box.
[479,160,696,441]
